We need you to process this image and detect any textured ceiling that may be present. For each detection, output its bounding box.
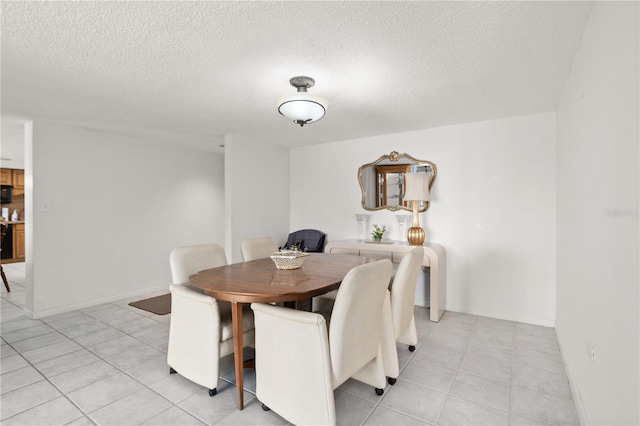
[1,1,593,152]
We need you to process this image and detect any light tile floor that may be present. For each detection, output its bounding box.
[0,262,580,425]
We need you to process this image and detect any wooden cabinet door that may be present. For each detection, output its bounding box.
[11,169,24,196]
[13,223,25,260]
[0,169,11,185]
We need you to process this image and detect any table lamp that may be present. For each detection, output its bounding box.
[403,172,430,246]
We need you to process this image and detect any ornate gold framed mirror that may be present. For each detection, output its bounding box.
[358,151,437,212]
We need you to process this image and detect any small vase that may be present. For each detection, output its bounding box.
[356,213,370,240]
[373,236,382,243]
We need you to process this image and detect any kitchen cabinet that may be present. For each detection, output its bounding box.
[0,168,26,263]
[11,170,24,196]
[13,223,25,261]
[0,168,24,196]
[0,169,11,185]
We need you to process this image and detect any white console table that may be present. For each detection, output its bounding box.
[324,239,446,322]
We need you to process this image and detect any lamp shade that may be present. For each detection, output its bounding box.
[277,93,328,125]
[404,172,430,201]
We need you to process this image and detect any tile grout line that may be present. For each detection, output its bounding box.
[432,317,477,425]
[360,307,435,425]
[511,329,568,424]
[73,309,221,426]
[1,297,210,424]
[3,289,578,425]
[49,314,190,426]
[0,337,97,425]
[2,306,182,425]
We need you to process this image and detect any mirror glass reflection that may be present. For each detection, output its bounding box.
[358,151,437,212]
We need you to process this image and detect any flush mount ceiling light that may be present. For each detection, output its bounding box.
[277,76,328,127]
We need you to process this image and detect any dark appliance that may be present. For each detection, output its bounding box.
[1,223,12,259]
[0,185,13,204]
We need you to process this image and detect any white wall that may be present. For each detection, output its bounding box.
[291,111,557,326]
[0,118,26,169]
[224,133,290,263]
[556,2,639,425]
[27,121,225,317]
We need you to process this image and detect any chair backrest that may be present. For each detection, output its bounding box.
[251,302,335,425]
[284,229,326,252]
[169,243,227,285]
[390,247,423,337]
[328,259,393,387]
[240,237,278,261]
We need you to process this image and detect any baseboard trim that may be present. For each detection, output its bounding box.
[25,284,170,319]
[556,324,587,425]
[445,303,556,327]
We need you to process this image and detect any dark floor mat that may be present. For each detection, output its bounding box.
[128,293,171,315]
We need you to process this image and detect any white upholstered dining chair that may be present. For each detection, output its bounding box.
[251,259,393,425]
[240,237,279,261]
[167,243,255,397]
[390,246,424,352]
[311,246,424,383]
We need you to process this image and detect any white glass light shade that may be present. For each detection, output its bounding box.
[404,172,430,201]
[277,93,328,125]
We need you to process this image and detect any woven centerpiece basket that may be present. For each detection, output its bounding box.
[270,251,310,270]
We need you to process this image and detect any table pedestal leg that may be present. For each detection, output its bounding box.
[231,302,244,410]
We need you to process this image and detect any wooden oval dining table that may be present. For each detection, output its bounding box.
[189,253,372,410]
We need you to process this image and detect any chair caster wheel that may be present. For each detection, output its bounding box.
[375,388,384,396]
[409,345,416,352]
[262,404,270,411]
[209,388,217,397]
[169,367,177,374]
[387,377,397,385]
